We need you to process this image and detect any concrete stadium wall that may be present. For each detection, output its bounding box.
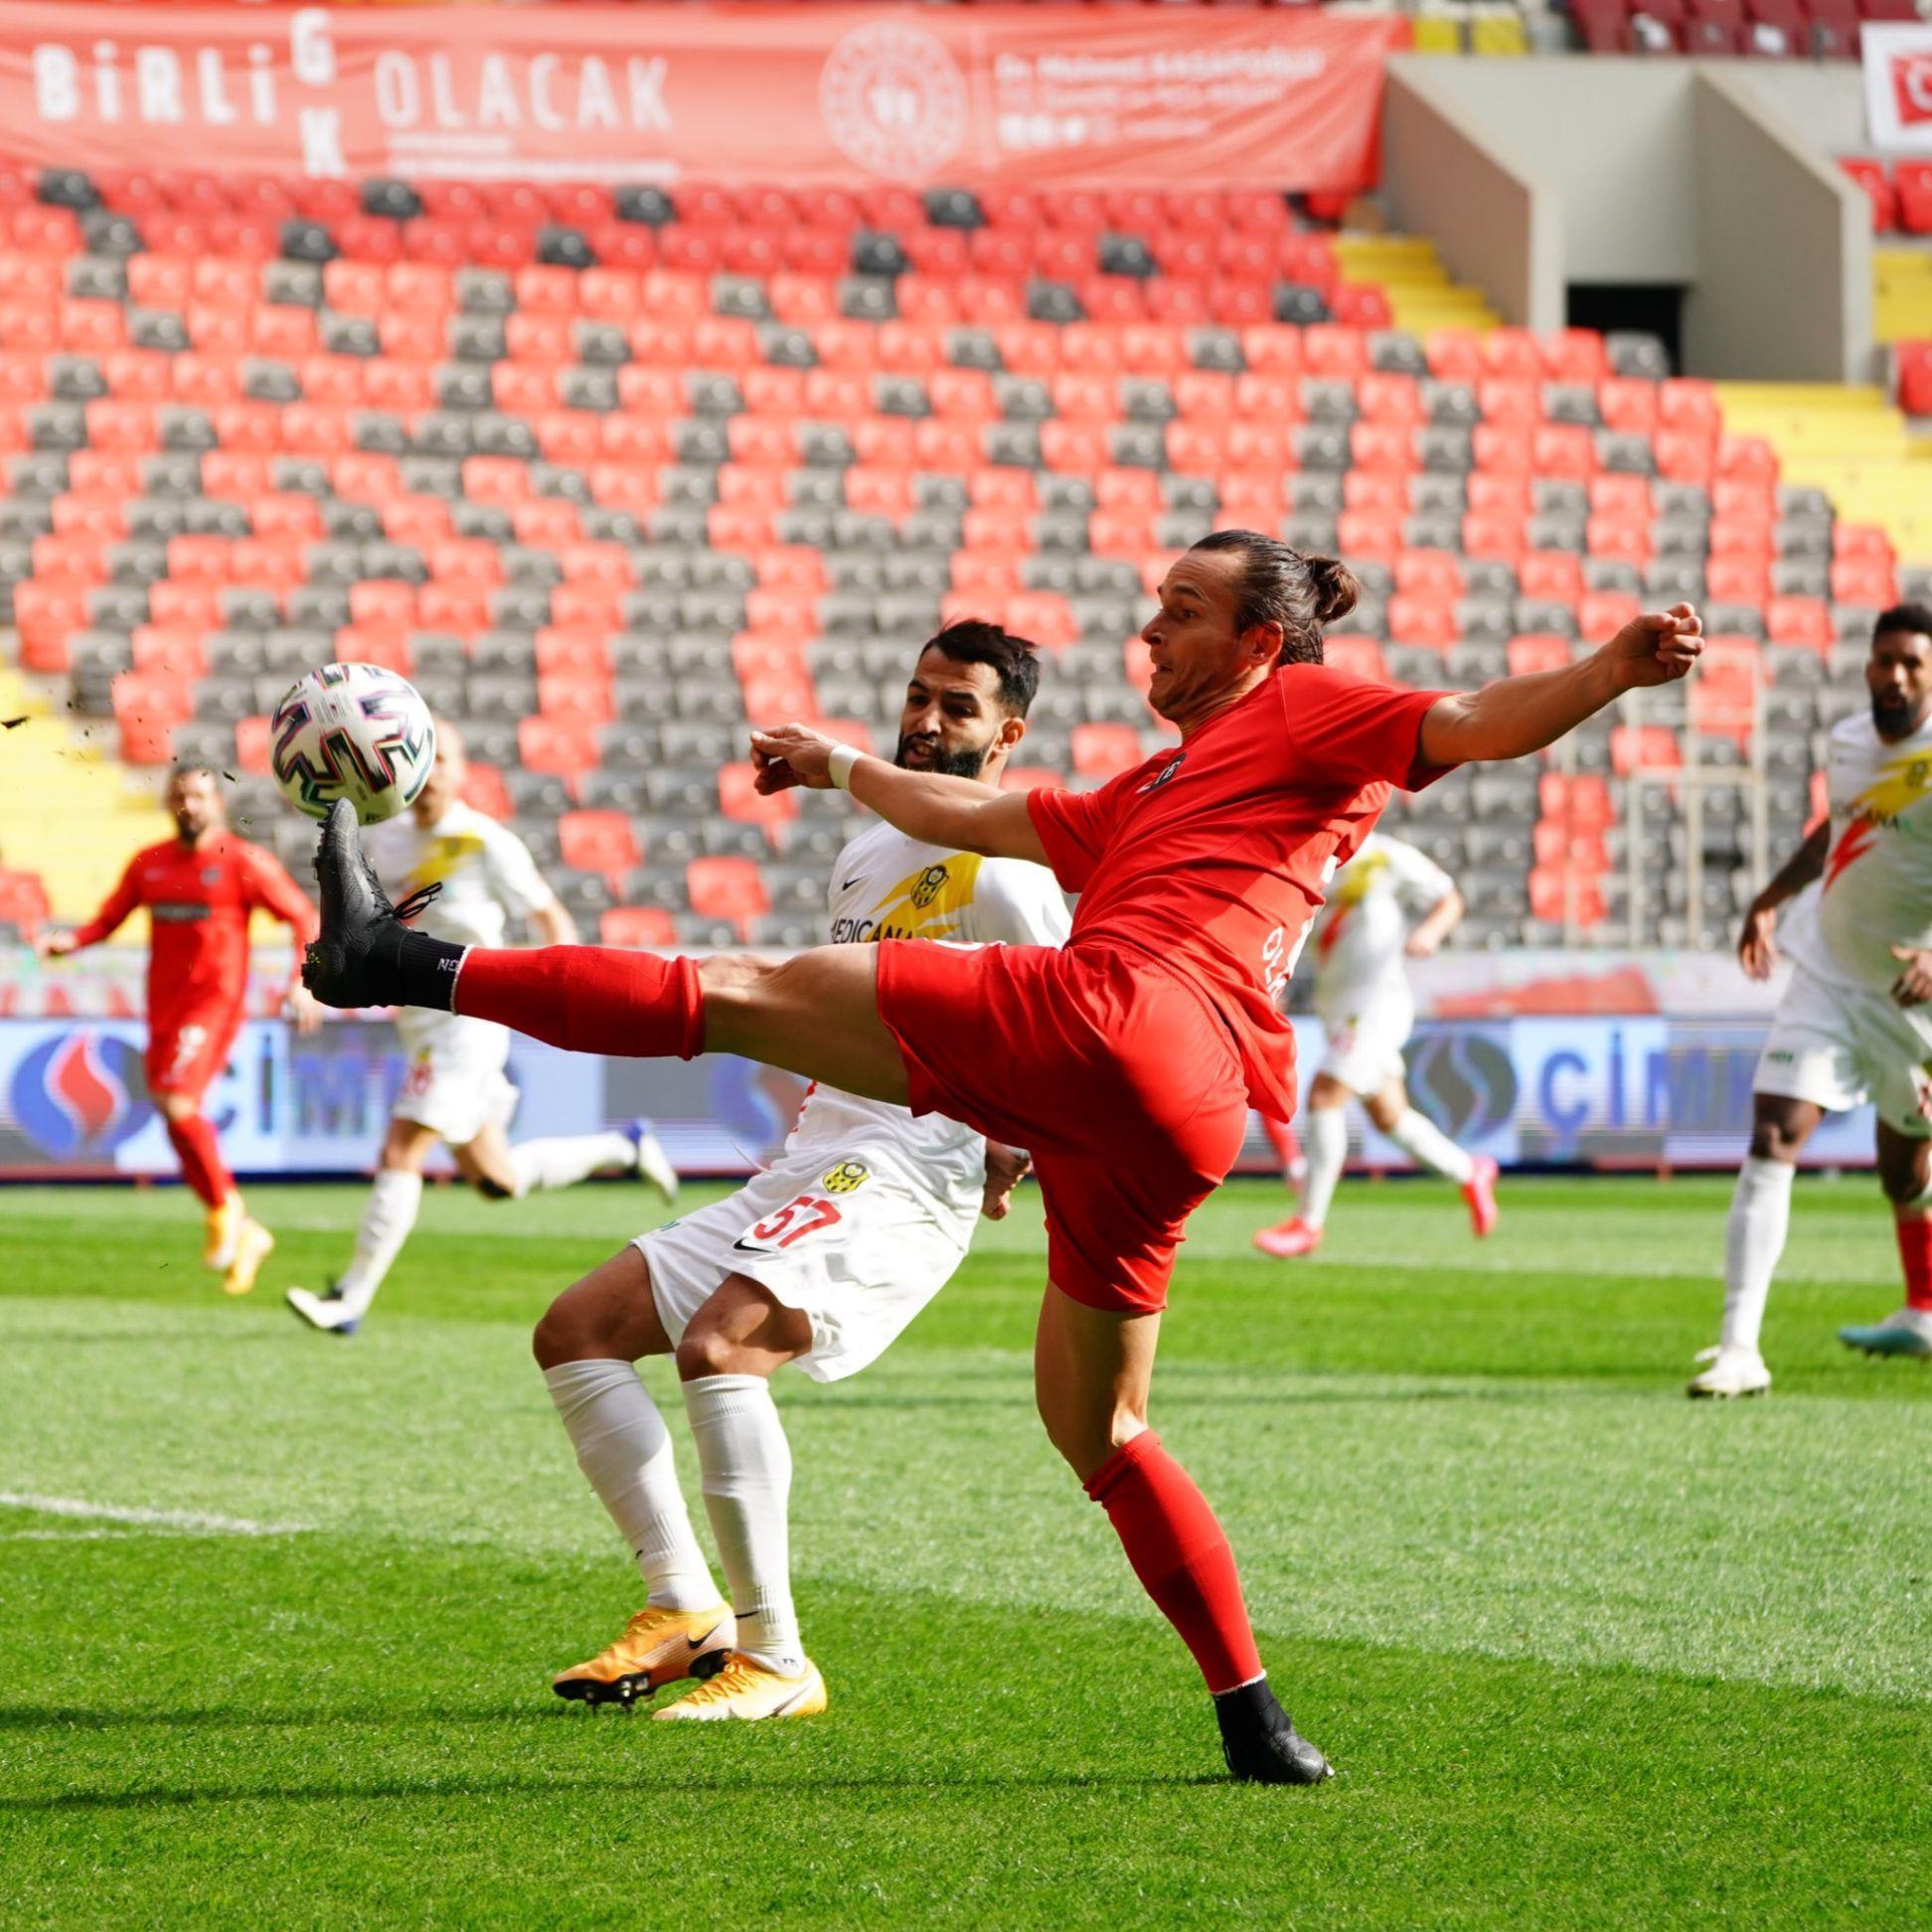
[1381,69,1565,331]
[1687,67,1872,382]
[1380,57,1871,381]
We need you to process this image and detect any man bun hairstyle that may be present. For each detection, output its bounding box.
[1186,531,1360,666]
[920,618,1042,717]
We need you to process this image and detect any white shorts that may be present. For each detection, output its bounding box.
[635,1145,974,1383]
[1317,990,1413,1095]
[391,1008,518,1146]
[1754,963,1932,1137]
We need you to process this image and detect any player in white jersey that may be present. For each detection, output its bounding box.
[1252,831,1499,1258]
[285,723,677,1337]
[531,622,1069,1721]
[1691,604,1932,1395]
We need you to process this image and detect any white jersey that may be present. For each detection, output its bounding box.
[1799,712,1932,993]
[1309,832,1453,1015]
[363,800,554,950]
[786,815,1071,1211]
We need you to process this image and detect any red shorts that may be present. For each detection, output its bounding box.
[146,1002,244,1102]
[875,938,1249,1315]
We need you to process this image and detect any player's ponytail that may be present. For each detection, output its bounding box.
[1305,555,1360,629]
[1186,531,1358,667]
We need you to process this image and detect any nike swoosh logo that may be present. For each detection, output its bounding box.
[771,1679,819,1715]
[688,1620,726,1651]
[841,878,860,891]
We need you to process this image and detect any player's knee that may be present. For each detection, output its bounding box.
[1749,1115,1807,1163]
[532,1284,600,1368]
[673,1324,751,1380]
[1879,1163,1929,1207]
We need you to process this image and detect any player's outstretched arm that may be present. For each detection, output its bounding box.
[750,724,1049,865]
[1405,886,1464,959]
[1737,819,1829,981]
[1418,606,1703,768]
[40,859,142,956]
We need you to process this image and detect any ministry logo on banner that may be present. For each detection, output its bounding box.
[6,1028,152,1162]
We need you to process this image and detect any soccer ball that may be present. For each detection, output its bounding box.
[269,663,437,824]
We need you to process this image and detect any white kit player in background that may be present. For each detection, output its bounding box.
[1691,603,1932,1397]
[530,622,1069,1723]
[1252,831,1499,1259]
[285,723,678,1337]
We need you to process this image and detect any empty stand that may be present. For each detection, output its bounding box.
[3,163,1924,948]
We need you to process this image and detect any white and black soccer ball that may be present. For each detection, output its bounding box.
[269,663,437,824]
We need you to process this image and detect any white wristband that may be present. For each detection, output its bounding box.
[827,742,863,791]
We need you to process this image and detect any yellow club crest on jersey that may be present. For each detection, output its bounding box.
[821,1160,871,1195]
[1852,751,1932,828]
[868,853,982,939]
[408,831,490,893]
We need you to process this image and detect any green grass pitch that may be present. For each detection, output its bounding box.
[2,1173,1928,1926]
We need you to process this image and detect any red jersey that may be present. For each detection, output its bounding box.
[70,832,318,1030]
[1026,663,1447,1119]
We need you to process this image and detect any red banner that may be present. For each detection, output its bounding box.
[0,3,1401,191]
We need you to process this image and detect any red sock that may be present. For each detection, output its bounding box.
[1260,1115,1301,1171]
[165,1113,232,1208]
[453,947,705,1059]
[1084,1431,1264,1694]
[1895,1212,1932,1312]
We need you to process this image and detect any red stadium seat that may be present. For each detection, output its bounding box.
[1070,724,1145,782]
[517,717,600,783]
[559,810,641,892]
[601,905,679,949]
[687,857,770,940]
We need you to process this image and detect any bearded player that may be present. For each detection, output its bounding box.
[1253,831,1497,1258]
[285,721,678,1338]
[534,622,1068,1722]
[36,761,319,1294]
[304,533,1700,1783]
[1690,603,1932,1397]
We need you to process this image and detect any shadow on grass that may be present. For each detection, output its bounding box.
[0,1766,1232,1812]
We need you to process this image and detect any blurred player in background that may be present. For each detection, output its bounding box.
[1253,831,1497,1257]
[1691,603,1932,1396]
[36,761,319,1295]
[286,723,677,1338]
[534,623,1068,1722]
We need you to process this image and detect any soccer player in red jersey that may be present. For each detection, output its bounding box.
[39,762,322,1294]
[304,533,1700,1782]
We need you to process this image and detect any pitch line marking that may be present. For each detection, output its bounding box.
[0,1492,312,1536]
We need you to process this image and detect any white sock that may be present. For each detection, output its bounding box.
[1386,1106,1476,1186]
[1721,1156,1795,1354]
[509,1130,635,1196]
[542,1360,720,1611]
[1298,1107,1349,1229]
[336,1169,423,1318]
[681,1372,803,1676]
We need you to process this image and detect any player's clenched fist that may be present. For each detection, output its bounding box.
[1605,603,1703,690]
[750,723,838,793]
[1890,944,1932,1007]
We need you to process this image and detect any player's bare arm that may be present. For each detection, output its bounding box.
[1737,820,1830,981]
[1404,886,1463,960]
[1418,606,1703,768]
[750,724,1049,866]
[531,895,577,946]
